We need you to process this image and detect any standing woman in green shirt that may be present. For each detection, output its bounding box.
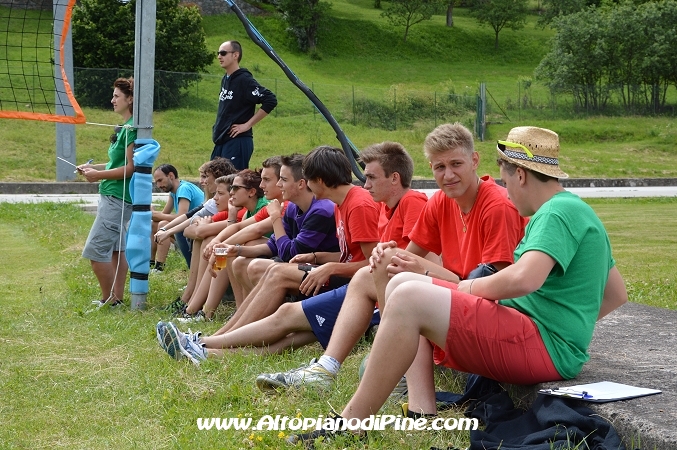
[78,78,137,307]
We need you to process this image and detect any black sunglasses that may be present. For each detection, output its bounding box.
[229,184,248,192]
[109,126,122,144]
[217,50,234,57]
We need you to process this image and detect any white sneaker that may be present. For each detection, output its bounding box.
[176,310,207,324]
[255,359,336,392]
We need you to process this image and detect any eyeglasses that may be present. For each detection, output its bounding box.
[229,184,248,192]
[217,50,233,57]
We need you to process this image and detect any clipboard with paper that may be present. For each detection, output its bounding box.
[538,381,662,403]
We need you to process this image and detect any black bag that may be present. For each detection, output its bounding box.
[466,263,498,280]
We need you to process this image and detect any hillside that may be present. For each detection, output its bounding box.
[1,1,676,181]
[200,2,553,91]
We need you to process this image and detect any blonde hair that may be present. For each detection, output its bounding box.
[423,123,474,159]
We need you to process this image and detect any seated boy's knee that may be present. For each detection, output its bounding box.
[272,302,299,322]
[248,258,270,277]
[351,265,374,286]
[232,256,248,273]
[389,272,421,292]
[355,265,371,277]
[277,302,296,315]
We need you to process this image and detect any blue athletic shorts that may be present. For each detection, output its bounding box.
[301,284,382,349]
[301,284,348,349]
[211,137,254,170]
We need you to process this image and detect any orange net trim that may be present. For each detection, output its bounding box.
[0,0,86,124]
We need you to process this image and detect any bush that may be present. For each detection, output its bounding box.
[72,0,213,110]
[350,86,476,130]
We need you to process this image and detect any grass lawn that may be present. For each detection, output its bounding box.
[1,198,675,448]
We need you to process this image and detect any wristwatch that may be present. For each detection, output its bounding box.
[160,227,167,232]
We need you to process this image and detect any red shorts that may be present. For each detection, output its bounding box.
[431,279,562,385]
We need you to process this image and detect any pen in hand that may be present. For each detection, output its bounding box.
[75,159,94,173]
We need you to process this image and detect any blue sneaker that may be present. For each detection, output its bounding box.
[164,322,206,365]
[156,321,180,352]
[163,322,185,361]
[157,321,202,346]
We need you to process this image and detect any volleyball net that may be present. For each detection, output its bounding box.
[0,0,85,123]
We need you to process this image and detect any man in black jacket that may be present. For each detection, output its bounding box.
[211,40,277,170]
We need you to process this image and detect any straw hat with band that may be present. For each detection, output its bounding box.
[496,126,569,179]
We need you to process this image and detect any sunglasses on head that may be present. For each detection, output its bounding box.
[217,50,233,57]
[229,184,248,193]
[497,140,534,158]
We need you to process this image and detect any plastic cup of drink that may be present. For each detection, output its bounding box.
[213,247,228,271]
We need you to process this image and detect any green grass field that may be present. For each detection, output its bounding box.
[1,199,675,449]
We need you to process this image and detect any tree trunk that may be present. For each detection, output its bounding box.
[494,30,499,49]
[374,0,381,8]
[307,28,317,52]
[446,3,454,27]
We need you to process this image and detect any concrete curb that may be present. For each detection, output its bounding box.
[2,178,677,194]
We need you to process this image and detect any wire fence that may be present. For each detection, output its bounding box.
[72,68,677,132]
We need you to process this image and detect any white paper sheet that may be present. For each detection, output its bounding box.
[539,381,661,403]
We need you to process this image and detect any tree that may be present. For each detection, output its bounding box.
[639,0,677,111]
[534,8,612,111]
[381,0,444,42]
[445,0,462,27]
[277,0,332,52]
[470,0,529,49]
[72,0,212,109]
[537,0,587,27]
[535,1,677,113]
[605,2,647,109]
